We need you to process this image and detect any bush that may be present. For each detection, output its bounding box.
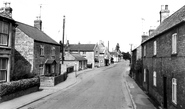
[11,60,36,81]
[0,77,40,97]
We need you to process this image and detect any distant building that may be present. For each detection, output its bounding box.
[0,6,16,83]
[64,52,87,71]
[64,41,97,68]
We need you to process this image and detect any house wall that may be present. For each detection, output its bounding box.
[15,28,34,72]
[0,20,16,82]
[80,52,95,68]
[34,41,60,75]
[142,23,185,109]
[64,61,79,71]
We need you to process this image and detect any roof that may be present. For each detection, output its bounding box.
[65,44,96,51]
[16,22,59,45]
[71,53,87,61]
[142,5,185,44]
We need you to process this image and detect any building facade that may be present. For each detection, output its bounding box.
[142,5,185,109]
[0,7,16,83]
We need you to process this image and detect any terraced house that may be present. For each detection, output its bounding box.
[0,6,16,83]
[142,5,185,109]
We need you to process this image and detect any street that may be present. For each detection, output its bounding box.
[21,61,145,109]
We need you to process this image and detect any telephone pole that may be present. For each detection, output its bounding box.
[62,16,65,64]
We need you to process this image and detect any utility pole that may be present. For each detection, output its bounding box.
[62,16,65,64]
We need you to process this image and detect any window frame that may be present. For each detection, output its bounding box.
[172,78,177,104]
[0,58,8,82]
[144,69,146,82]
[0,21,9,46]
[172,33,177,54]
[51,46,55,56]
[143,45,146,57]
[154,40,157,55]
[40,45,44,56]
[153,71,157,86]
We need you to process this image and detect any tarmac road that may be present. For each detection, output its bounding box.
[23,61,134,109]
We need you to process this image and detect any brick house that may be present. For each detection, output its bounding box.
[65,41,97,68]
[142,5,185,109]
[15,19,60,76]
[0,7,16,83]
[64,52,87,71]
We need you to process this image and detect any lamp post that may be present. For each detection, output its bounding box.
[62,15,65,64]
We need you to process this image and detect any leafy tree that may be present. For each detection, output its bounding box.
[122,52,131,60]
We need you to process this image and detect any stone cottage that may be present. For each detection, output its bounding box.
[15,19,60,76]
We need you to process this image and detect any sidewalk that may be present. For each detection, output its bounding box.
[125,75,157,109]
[0,69,93,109]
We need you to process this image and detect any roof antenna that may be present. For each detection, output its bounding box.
[39,4,42,20]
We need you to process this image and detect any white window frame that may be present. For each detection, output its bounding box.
[154,41,157,55]
[172,78,177,104]
[40,45,44,56]
[144,69,146,82]
[51,47,55,56]
[0,58,8,82]
[144,45,146,57]
[39,64,44,75]
[153,71,157,86]
[172,33,177,54]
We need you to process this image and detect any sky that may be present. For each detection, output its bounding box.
[1,0,185,52]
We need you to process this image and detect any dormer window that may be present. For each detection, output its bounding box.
[40,45,44,56]
[0,21,9,46]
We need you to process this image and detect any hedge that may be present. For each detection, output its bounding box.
[0,77,40,97]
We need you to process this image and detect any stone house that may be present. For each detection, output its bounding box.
[65,41,97,68]
[15,19,60,76]
[0,7,16,83]
[64,52,87,71]
[110,51,119,63]
[142,5,185,109]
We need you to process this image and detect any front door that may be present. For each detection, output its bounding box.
[163,76,167,109]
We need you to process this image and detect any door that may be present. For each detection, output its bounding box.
[163,76,167,108]
[146,69,149,93]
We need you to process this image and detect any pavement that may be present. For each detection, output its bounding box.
[0,68,93,109]
[124,67,157,109]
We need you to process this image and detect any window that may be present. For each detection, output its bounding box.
[172,78,177,104]
[51,47,55,56]
[0,58,8,82]
[0,21,9,46]
[154,41,157,55]
[39,64,44,75]
[40,45,44,56]
[144,45,146,57]
[172,33,177,54]
[153,71,157,86]
[144,69,146,82]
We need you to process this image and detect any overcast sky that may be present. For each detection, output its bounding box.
[1,0,185,52]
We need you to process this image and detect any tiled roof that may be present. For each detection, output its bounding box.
[71,53,87,61]
[16,22,59,45]
[143,5,185,44]
[65,44,96,51]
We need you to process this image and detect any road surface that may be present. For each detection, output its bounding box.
[23,61,134,109]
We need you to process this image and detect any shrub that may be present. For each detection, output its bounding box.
[0,77,40,97]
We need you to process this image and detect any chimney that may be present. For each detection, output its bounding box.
[0,2,13,17]
[160,5,170,23]
[34,16,42,30]
[149,29,155,36]
[141,35,149,43]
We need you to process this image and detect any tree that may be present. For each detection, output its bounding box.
[122,52,131,60]
[115,43,120,52]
